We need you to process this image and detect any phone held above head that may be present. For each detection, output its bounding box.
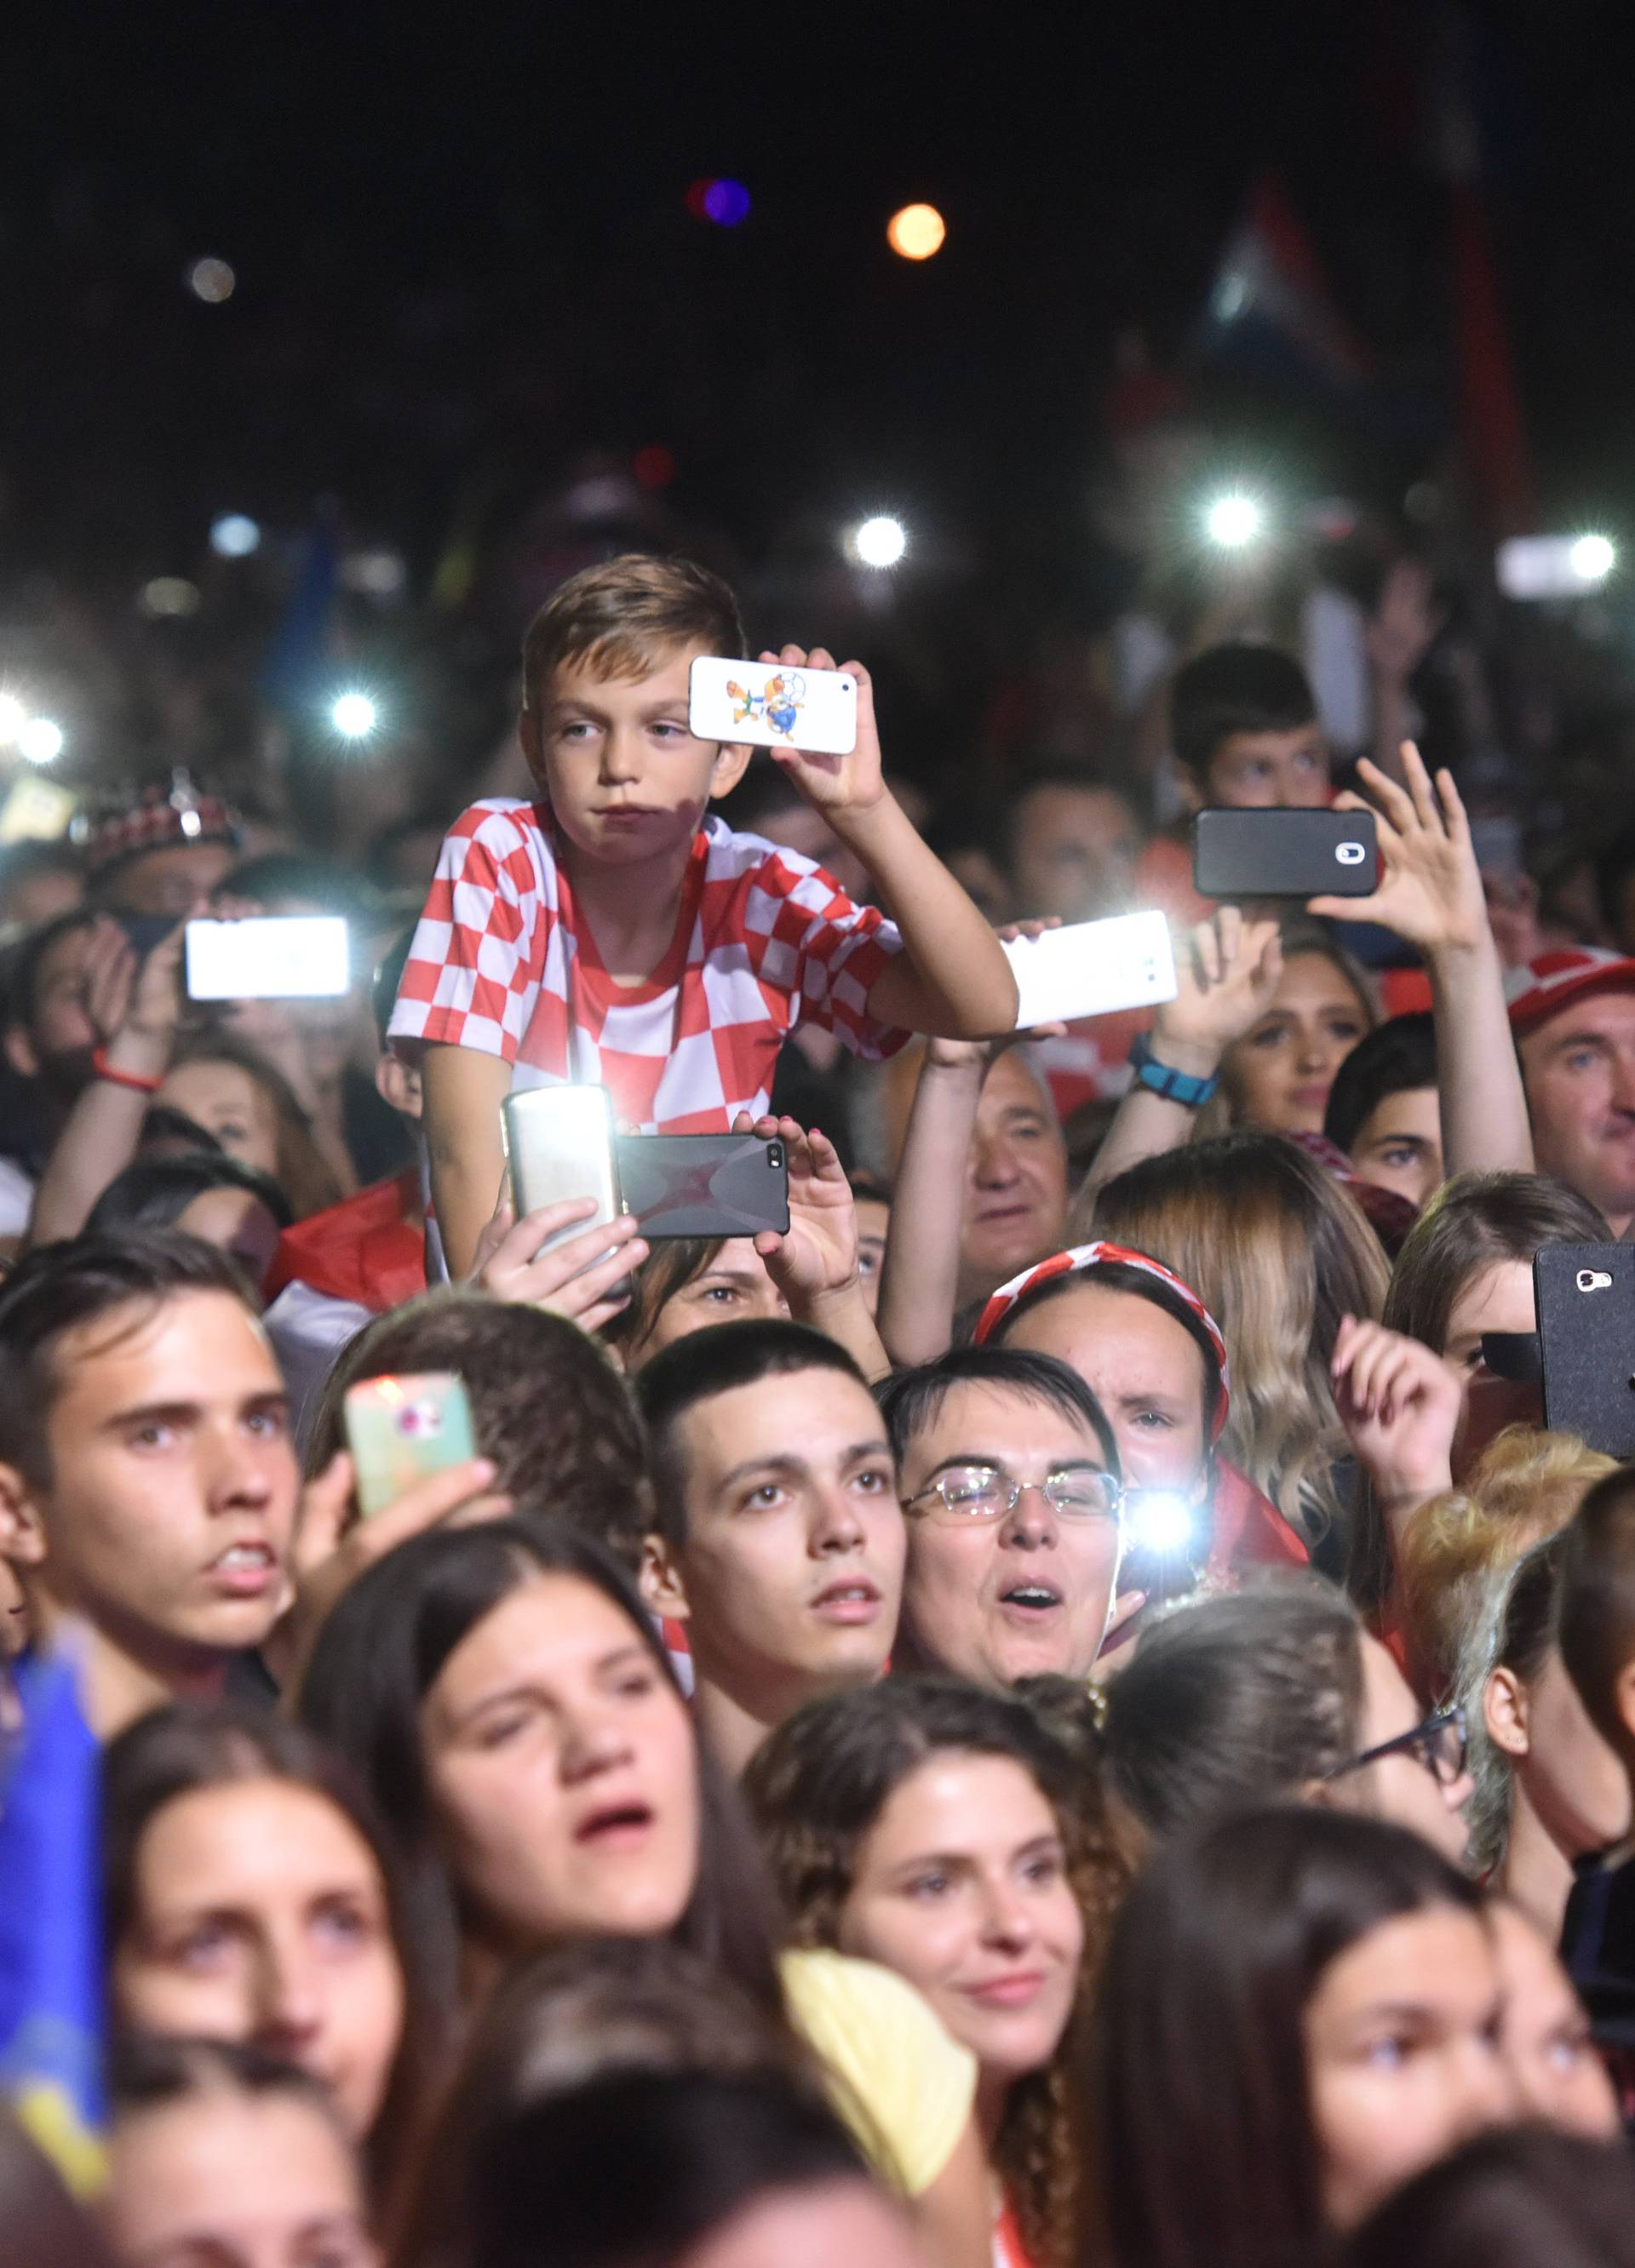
[1004,909,1179,1030]
[184,915,351,1000]
[1191,808,1379,902]
[688,655,858,756]
[501,1083,789,1241]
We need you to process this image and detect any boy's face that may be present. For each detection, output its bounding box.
[0,1291,299,1675]
[520,643,750,868]
[1201,723,1330,809]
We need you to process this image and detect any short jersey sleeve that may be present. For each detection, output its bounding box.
[778,1948,977,2196]
[387,802,549,1063]
[731,838,909,1062]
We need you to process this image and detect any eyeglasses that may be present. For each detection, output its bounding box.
[1324,1704,1468,1790]
[904,1463,1123,1526]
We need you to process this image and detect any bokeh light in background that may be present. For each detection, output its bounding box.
[141,577,201,618]
[209,513,261,558]
[847,516,909,569]
[631,444,677,490]
[685,178,751,227]
[1203,492,1265,549]
[186,257,236,303]
[886,203,946,261]
[330,690,379,739]
[19,718,64,765]
[1570,533,1616,584]
[0,692,24,747]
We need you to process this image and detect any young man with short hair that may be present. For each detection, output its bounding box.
[881,1345,1123,1691]
[634,1319,904,1776]
[0,1233,301,1737]
[390,553,1018,1274]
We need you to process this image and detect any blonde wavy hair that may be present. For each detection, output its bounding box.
[1081,1131,1388,1550]
[1397,1425,1616,1701]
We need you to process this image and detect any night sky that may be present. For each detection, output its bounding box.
[4,0,1633,581]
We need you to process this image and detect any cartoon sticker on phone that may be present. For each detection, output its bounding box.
[726,671,806,739]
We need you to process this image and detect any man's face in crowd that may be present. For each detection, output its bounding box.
[100,840,238,919]
[1345,1084,1443,1210]
[0,1291,299,1675]
[645,1367,904,1710]
[1202,723,1330,809]
[898,1380,1121,1687]
[1008,785,1140,924]
[3,919,101,1102]
[960,1051,1070,1305]
[1518,987,1635,1233]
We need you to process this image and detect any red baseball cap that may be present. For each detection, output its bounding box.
[1504,948,1635,1035]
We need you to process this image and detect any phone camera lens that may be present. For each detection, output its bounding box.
[768,1144,783,1167]
[398,1400,443,1440]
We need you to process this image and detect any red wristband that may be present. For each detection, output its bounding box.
[92,1046,163,1095]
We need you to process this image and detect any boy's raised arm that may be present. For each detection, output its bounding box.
[420,1045,514,1280]
[766,645,1018,1039]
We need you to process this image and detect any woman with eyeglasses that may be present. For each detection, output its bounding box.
[1102,1578,1473,1866]
[1086,1806,1516,2268]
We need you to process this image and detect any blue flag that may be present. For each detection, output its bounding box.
[0,1646,105,2195]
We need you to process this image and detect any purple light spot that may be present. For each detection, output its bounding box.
[703,178,751,227]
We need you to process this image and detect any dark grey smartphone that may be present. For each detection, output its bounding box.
[1192,808,1379,900]
[113,913,180,960]
[614,1133,790,1240]
[1535,1243,1635,1458]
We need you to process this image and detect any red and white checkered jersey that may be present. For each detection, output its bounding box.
[387,800,909,1131]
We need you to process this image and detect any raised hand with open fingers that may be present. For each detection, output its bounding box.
[759,644,884,816]
[1307,742,1489,955]
[1155,908,1285,1063]
[731,1110,858,1303]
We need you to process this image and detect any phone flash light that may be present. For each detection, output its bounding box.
[849,516,908,569]
[1205,494,1264,549]
[330,691,378,739]
[1127,1490,1196,1555]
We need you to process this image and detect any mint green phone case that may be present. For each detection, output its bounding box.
[344,1371,478,1518]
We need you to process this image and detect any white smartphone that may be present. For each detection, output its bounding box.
[184,916,351,1000]
[1004,910,1179,1028]
[689,656,858,756]
[501,1084,621,1249]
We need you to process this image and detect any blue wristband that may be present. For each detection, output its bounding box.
[1127,1032,1219,1108]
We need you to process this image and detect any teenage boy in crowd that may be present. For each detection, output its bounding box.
[634,1320,904,1777]
[0,1235,302,1738]
[1506,950,1635,1239]
[0,1231,495,1736]
[881,1346,1124,1692]
[389,554,1018,1277]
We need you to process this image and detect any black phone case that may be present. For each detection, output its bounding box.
[1191,808,1379,899]
[615,1134,790,1240]
[1535,1243,1635,1458]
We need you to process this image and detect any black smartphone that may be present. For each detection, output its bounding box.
[113,912,181,960]
[1479,1331,1542,1384]
[1535,1243,1635,1458]
[1192,808,1379,900]
[614,1133,790,1241]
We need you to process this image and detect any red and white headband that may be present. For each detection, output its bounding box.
[972,1240,1231,1441]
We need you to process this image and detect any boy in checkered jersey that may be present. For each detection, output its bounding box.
[390,554,1018,1274]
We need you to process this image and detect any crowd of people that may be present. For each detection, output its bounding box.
[9,545,1635,2266]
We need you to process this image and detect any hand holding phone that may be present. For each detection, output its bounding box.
[616,1131,789,1239]
[502,1085,621,1248]
[344,1372,479,1519]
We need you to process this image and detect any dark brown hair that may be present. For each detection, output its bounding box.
[166,1028,344,1222]
[297,1518,785,2027]
[748,1676,1126,2268]
[1085,1806,1484,2268]
[1383,1171,1609,1357]
[0,1231,260,1485]
[303,1290,652,1567]
[102,1700,440,2196]
[1558,1465,1635,1748]
[520,554,745,718]
[387,1939,814,2268]
[1341,2125,1635,2268]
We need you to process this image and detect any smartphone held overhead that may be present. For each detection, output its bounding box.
[1004,910,1178,1029]
[688,656,858,755]
[500,1083,791,1241]
[1191,808,1379,900]
[184,915,351,1000]
[344,1371,478,1519]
